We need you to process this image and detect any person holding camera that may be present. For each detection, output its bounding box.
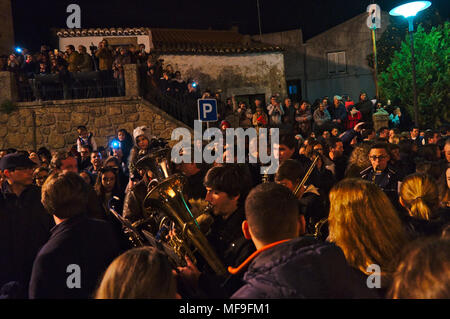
[94,40,113,72]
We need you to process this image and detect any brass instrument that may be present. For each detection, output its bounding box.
[143,174,228,277]
[108,198,146,248]
[293,155,319,197]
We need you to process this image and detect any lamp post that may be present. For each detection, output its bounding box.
[389,1,432,127]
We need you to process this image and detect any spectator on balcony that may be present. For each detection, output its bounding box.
[113,47,131,96]
[164,64,175,79]
[77,45,93,72]
[136,43,148,65]
[159,71,171,94]
[21,54,38,79]
[237,101,253,128]
[146,63,159,91]
[171,71,186,98]
[64,45,81,73]
[95,40,114,71]
[127,44,138,64]
[6,54,20,73]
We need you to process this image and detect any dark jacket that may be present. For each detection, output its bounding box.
[231,237,379,299]
[198,206,256,298]
[122,178,150,223]
[360,165,400,206]
[29,214,121,299]
[0,183,54,298]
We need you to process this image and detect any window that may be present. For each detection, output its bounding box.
[327,51,346,74]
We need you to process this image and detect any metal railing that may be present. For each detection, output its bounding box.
[16,71,124,102]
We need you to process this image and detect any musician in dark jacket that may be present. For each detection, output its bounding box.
[231,183,379,299]
[0,153,54,298]
[177,164,256,298]
[29,172,121,299]
[360,143,401,208]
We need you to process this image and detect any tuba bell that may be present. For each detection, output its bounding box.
[143,174,228,277]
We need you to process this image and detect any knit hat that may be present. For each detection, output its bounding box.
[133,126,154,144]
[220,120,231,129]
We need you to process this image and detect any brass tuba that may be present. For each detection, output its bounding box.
[143,174,228,277]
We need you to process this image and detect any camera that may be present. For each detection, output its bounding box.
[89,43,98,53]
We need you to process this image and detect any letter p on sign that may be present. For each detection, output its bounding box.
[198,99,218,122]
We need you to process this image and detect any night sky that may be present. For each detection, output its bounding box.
[12,0,449,51]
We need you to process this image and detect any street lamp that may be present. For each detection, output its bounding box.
[389,1,432,127]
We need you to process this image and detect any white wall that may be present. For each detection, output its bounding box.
[160,52,286,103]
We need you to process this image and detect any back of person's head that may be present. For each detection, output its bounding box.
[275,159,308,185]
[347,141,373,169]
[399,173,439,220]
[389,237,450,299]
[95,247,177,299]
[41,171,89,219]
[245,183,299,244]
[328,178,408,275]
[416,144,440,162]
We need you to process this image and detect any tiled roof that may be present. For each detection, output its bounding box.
[56,27,150,37]
[151,28,283,54]
[56,27,283,54]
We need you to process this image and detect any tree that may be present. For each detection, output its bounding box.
[378,22,449,129]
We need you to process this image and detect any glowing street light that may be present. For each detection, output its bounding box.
[389,1,432,126]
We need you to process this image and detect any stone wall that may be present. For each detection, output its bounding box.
[0,96,189,151]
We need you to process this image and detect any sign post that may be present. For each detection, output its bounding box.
[367,4,381,100]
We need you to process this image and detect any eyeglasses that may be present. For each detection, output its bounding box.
[369,155,387,161]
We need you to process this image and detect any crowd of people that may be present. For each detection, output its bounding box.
[1,85,449,300]
[0,40,162,101]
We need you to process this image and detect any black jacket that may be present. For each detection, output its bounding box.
[0,183,54,298]
[29,214,121,299]
[231,236,380,299]
[198,206,256,298]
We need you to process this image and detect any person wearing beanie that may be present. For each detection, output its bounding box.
[128,126,155,183]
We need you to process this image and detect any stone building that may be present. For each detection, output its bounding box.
[56,27,286,105]
[0,0,14,55]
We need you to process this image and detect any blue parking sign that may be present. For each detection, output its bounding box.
[198,99,218,122]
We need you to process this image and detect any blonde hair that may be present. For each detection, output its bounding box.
[328,179,408,277]
[95,247,177,299]
[399,173,439,220]
[389,237,450,299]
